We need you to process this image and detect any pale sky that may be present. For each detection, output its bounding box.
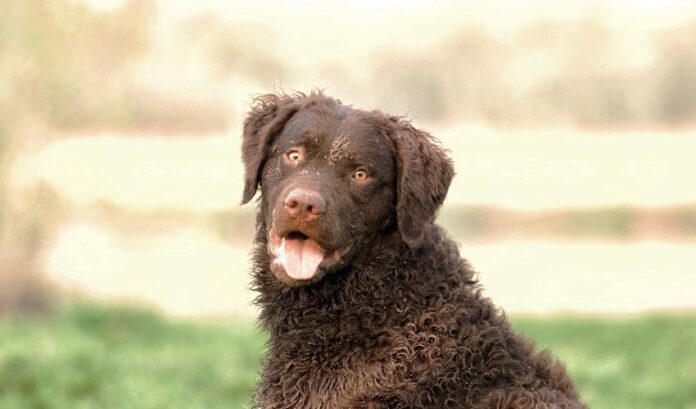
[79,0,695,28]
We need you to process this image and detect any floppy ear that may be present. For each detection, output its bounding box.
[388,117,455,248]
[241,93,302,204]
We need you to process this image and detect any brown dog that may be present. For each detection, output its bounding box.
[241,91,587,409]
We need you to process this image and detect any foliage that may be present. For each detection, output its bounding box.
[0,0,227,133]
[0,0,153,130]
[364,18,696,127]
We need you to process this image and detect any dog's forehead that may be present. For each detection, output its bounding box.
[278,107,391,161]
[327,114,392,165]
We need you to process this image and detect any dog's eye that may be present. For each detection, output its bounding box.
[353,169,369,180]
[286,150,302,163]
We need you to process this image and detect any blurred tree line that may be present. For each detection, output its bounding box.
[366,19,696,126]
[163,12,696,129]
[188,13,696,127]
[2,3,695,141]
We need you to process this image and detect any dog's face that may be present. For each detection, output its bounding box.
[241,92,454,286]
[258,106,397,285]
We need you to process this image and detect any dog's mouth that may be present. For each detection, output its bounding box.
[269,227,352,284]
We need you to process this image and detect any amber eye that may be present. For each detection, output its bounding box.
[286,150,301,163]
[353,169,368,180]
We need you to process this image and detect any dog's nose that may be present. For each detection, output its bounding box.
[284,188,325,221]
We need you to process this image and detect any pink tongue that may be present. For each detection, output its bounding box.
[278,238,324,280]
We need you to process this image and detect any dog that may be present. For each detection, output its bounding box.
[241,91,587,409]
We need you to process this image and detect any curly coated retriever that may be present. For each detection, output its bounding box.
[241,91,587,409]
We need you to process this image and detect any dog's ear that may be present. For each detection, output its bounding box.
[241,93,302,204]
[388,117,455,248]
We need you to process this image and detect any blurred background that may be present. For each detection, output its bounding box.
[1,0,695,408]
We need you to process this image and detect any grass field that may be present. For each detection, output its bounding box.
[1,304,695,409]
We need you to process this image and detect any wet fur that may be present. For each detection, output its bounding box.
[242,91,587,409]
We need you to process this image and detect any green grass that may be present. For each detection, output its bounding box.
[1,304,695,409]
[0,304,265,409]
[513,315,696,409]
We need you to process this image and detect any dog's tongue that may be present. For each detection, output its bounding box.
[277,238,324,280]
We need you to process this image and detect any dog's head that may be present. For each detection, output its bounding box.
[241,92,454,286]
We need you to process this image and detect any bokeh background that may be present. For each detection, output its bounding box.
[1,0,696,408]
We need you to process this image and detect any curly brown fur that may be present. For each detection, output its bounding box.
[241,91,587,409]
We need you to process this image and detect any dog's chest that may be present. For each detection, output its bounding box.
[262,339,397,409]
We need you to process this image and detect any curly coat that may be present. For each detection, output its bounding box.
[241,91,587,409]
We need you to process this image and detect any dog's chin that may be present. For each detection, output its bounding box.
[268,227,352,287]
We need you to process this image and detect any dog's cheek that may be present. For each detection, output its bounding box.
[366,185,396,230]
[349,197,394,239]
[260,160,287,210]
[262,157,286,189]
